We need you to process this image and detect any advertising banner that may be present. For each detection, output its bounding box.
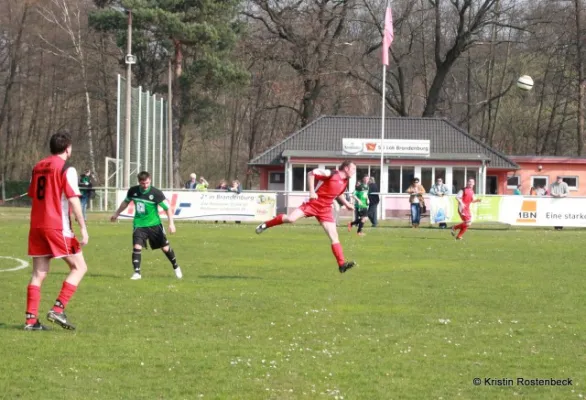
[116,190,276,221]
[342,138,430,156]
[429,195,452,224]
[500,197,586,227]
[429,195,502,224]
[429,195,586,227]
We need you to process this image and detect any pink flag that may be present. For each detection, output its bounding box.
[382,7,394,66]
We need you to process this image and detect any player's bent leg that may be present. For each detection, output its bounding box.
[256,208,306,234]
[320,221,355,273]
[162,246,182,279]
[46,253,88,330]
[285,208,306,223]
[456,221,471,240]
[25,257,51,328]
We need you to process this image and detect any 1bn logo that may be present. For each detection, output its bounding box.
[518,211,537,219]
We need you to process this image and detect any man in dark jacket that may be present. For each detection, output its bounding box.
[367,176,380,227]
[79,169,94,221]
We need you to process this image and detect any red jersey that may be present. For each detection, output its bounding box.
[308,169,349,208]
[28,155,80,236]
[457,187,475,208]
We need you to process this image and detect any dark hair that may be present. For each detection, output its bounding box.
[339,160,354,170]
[137,171,151,181]
[49,130,72,155]
[412,177,420,183]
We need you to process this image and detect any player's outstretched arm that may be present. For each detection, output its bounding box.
[338,194,354,210]
[68,196,89,245]
[165,207,176,234]
[307,173,318,199]
[111,201,129,222]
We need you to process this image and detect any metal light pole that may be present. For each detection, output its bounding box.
[167,59,173,188]
[124,10,134,188]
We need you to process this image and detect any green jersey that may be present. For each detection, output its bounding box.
[353,184,369,210]
[125,185,169,228]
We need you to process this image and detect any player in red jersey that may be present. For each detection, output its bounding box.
[451,178,482,240]
[255,160,357,273]
[24,131,89,331]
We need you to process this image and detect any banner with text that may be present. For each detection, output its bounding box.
[499,197,586,227]
[116,190,277,221]
[342,138,430,156]
[427,196,586,227]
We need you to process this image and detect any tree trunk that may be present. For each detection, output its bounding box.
[575,0,584,155]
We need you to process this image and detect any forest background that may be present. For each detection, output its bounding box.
[1,0,584,189]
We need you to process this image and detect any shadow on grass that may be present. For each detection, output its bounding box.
[0,322,25,330]
[84,273,124,279]
[199,274,262,280]
[397,236,453,240]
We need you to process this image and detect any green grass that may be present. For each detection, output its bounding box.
[0,208,585,399]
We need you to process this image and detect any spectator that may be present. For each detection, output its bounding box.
[513,184,522,195]
[195,176,209,191]
[550,176,569,230]
[536,185,548,196]
[78,169,94,221]
[227,179,242,223]
[185,173,197,190]
[216,179,227,190]
[406,177,426,228]
[227,179,242,194]
[529,186,537,196]
[367,176,379,227]
[429,177,449,228]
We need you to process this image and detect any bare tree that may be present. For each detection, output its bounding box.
[242,0,357,126]
[36,0,98,173]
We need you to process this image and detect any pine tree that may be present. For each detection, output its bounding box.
[90,0,248,185]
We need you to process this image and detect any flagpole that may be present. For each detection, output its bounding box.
[380,64,386,194]
[380,2,392,221]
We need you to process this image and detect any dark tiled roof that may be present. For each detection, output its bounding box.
[249,116,518,169]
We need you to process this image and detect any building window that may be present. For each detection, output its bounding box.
[531,176,549,190]
[401,167,415,192]
[355,166,380,186]
[561,176,578,190]
[421,167,433,192]
[452,167,479,193]
[452,168,466,193]
[388,166,401,193]
[292,164,319,191]
[507,176,520,189]
[292,165,305,191]
[269,172,284,184]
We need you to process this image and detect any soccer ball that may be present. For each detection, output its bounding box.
[517,75,534,91]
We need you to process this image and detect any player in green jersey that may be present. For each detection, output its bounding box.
[111,171,182,280]
[347,177,370,236]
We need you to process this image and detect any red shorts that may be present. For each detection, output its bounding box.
[299,202,335,223]
[28,229,81,259]
[458,207,472,222]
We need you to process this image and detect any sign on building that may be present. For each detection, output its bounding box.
[342,139,430,156]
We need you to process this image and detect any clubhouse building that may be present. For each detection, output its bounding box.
[248,115,586,217]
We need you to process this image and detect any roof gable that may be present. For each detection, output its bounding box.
[249,116,518,169]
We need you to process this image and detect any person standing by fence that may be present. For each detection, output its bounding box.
[367,176,379,227]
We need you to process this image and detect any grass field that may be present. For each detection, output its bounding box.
[0,208,585,399]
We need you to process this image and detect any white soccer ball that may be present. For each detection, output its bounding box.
[517,75,534,91]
